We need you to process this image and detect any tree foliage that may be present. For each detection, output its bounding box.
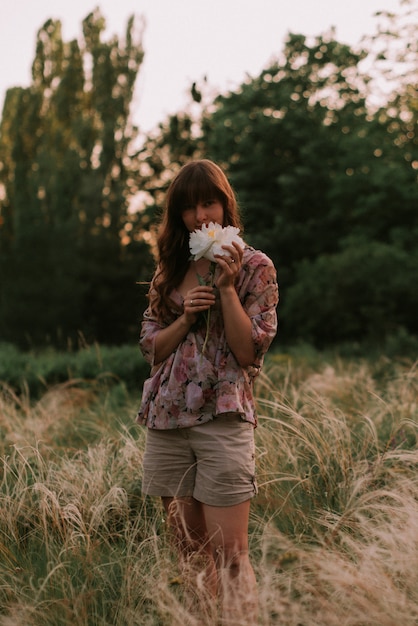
[138,21,418,347]
[0,10,153,347]
[1,5,417,349]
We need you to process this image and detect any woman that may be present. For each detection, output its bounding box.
[137,159,278,622]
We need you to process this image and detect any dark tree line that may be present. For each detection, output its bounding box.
[0,4,417,350]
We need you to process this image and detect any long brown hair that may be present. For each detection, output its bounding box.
[150,159,243,321]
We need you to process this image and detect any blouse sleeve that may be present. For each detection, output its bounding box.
[240,252,279,367]
[139,306,164,367]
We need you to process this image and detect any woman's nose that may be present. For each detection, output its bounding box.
[196,204,207,223]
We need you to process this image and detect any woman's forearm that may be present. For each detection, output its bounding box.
[153,314,193,364]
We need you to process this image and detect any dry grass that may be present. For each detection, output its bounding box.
[0,355,417,625]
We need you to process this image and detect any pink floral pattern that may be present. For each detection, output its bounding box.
[136,247,278,429]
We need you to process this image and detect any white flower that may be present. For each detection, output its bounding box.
[189,222,245,262]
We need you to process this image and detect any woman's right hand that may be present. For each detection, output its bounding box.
[153,286,215,365]
[183,285,216,324]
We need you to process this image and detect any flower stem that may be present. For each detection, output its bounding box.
[202,310,211,355]
[197,261,216,355]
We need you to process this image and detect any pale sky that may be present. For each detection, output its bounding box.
[0,0,402,134]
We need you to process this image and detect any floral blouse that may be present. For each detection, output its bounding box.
[136,247,278,429]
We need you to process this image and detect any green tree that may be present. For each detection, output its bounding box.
[0,10,153,347]
[138,29,418,347]
[285,243,418,345]
[215,32,416,346]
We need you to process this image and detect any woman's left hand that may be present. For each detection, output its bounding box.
[214,241,243,289]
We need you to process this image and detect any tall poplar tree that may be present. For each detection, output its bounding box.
[0,9,152,347]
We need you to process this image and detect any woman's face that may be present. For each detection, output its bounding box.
[181,199,224,232]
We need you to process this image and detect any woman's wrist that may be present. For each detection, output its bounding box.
[179,312,196,330]
[218,284,236,297]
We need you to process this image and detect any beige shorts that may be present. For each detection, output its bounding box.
[142,413,257,507]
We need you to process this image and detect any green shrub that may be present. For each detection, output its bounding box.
[0,343,150,399]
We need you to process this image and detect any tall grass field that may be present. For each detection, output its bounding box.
[0,345,417,625]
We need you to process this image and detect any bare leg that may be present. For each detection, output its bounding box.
[162,497,257,623]
[162,496,217,601]
[203,500,257,625]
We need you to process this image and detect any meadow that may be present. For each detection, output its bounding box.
[0,345,417,625]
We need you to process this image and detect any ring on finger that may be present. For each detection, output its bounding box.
[190,299,193,306]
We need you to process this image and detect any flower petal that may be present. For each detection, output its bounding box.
[189,222,245,262]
